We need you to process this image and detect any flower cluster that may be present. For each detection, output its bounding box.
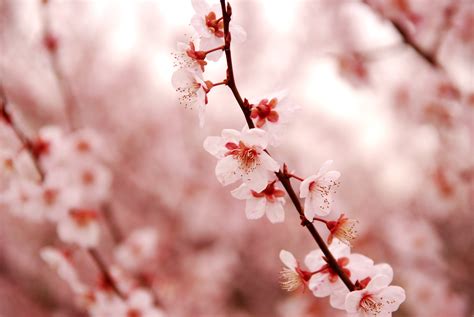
[0,118,163,316]
[173,0,406,316]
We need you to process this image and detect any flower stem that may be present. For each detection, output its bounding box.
[219,0,355,292]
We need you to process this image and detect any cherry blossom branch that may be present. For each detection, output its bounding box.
[88,248,125,299]
[40,0,79,130]
[219,0,355,292]
[0,86,127,301]
[0,85,45,182]
[360,0,440,68]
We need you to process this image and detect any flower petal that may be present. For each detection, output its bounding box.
[345,290,364,313]
[230,183,252,200]
[215,156,240,186]
[265,201,285,223]
[245,197,266,220]
[279,250,297,270]
[259,151,279,172]
[377,285,406,313]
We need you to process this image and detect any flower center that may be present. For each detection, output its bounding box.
[360,294,383,314]
[205,12,224,37]
[127,309,142,317]
[327,214,358,246]
[70,209,97,227]
[225,141,259,172]
[43,188,58,206]
[250,98,279,128]
[176,81,202,109]
[251,181,285,202]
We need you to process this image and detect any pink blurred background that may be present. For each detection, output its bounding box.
[0,0,473,316]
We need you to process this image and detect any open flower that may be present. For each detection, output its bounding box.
[249,91,300,146]
[305,241,373,298]
[190,0,247,61]
[204,128,279,192]
[326,213,359,246]
[345,275,406,317]
[300,160,341,219]
[171,68,208,127]
[114,227,159,271]
[173,41,207,72]
[57,209,100,248]
[231,180,286,223]
[279,250,313,292]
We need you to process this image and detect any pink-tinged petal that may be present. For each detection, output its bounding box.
[229,23,247,43]
[241,128,268,148]
[203,136,225,158]
[259,151,279,172]
[230,183,252,200]
[311,194,331,217]
[244,167,269,192]
[245,197,266,220]
[330,289,349,310]
[345,290,364,313]
[377,286,406,313]
[373,263,394,282]
[303,196,316,221]
[265,200,285,223]
[190,15,210,37]
[366,274,392,293]
[191,0,210,15]
[304,249,325,271]
[347,253,374,281]
[201,36,224,61]
[171,68,194,89]
[330,240,351,258]
[221,129,241,142]
[309,274,334,297]
[317,160,334,176]
[318,170,341,186]
[299,175,317,198]
[129,289,154,308]
[279,250,297,270]
[215,156,240,186]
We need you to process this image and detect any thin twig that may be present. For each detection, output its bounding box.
[219,0,355,292]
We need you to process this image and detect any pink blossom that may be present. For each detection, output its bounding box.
[279,250,312,292]
[173,41,207,72]
[305,241,373,298]
[114,227,159,271]
[249,90,300,146]
[171,68,208,127]
[300,160,341,219]
[190,0,246,61]
[344,275,406,317]
[57,209,100,248]
[1,178,44,222]
[231,180,286,223]
[40,247,85,293]
[204,128,279,192]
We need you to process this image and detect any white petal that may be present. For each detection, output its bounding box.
[244,167,269,192]
[279,250,297,270]
[299,175,317,198]
[245,197,266,220]
[203,136,224,157]
[171,68,193,89]
[330,289,349,310]
[345,290,364,313]
[378,286,406,313]
[215,156,240,186]
[201,36,224,61]
[265,201,285,223]
[129,289,153,308]
[191,0,210,15]
[230,183,252,200]
[259,151,279,172]
[366,274,391,293]
[241,128,267,148]
[190,15,211,37]
[373,263,394,282]
[221,128,241,141]
[309,274,336,297]
[304,249,324,271]
[303,196,316,220]
[229,23,247,43]
[317,160,334,176]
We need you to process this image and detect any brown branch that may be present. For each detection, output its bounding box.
[361,0,440,68]
[219,0,355,292]
[87,248,125,299]
[40,0,79,130]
